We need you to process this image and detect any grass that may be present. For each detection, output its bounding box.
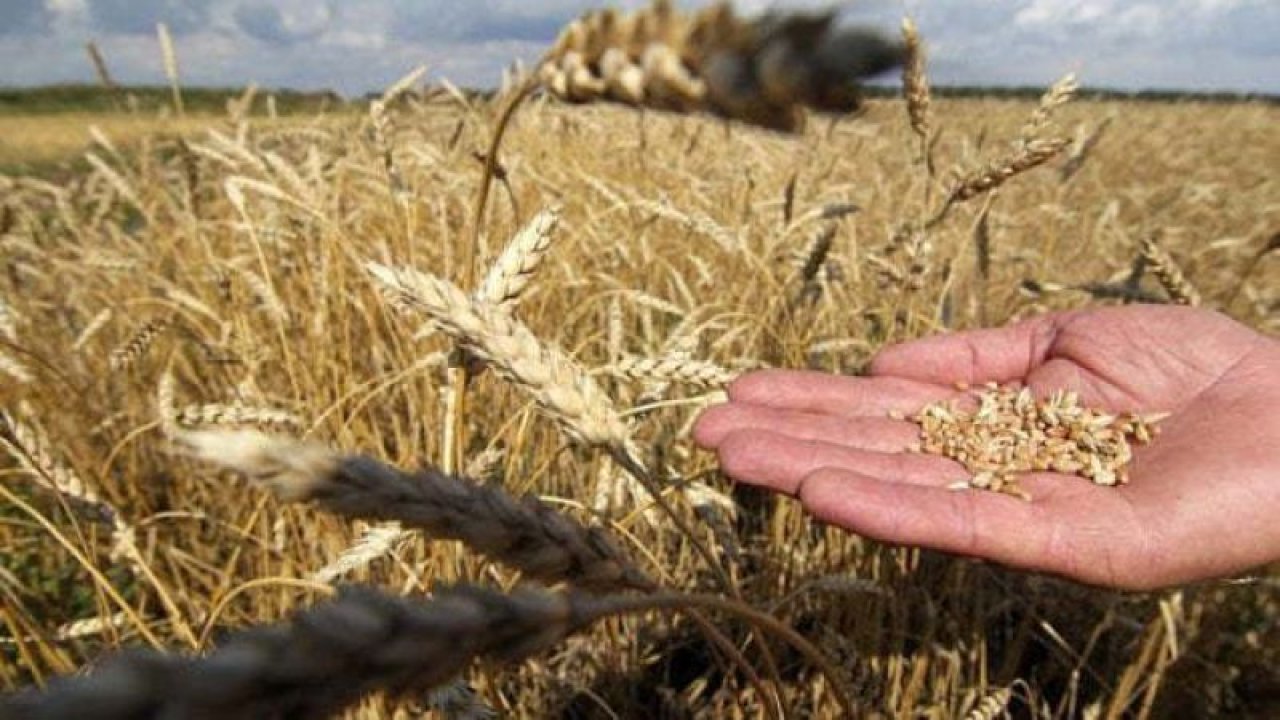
[0,73,1277,719]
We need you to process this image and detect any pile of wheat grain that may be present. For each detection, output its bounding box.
[901,384,1166,499]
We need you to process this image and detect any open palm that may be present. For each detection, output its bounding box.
[694,306,1280,590]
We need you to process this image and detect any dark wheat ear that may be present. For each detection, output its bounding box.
[179,429,655,592]
[538,1,904,131]
[0,584,617,720]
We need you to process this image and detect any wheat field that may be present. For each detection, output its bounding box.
[0,39,1278,720]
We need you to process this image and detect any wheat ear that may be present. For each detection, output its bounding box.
[476,207,560,310]
[1139,233,1202,306]
[900,17,930,141]
[313,447,505,584]
[0,584,614,720]
[604,354,735,389]
[156,23,183,116]
[178,429,654,591]
[366,263,630,448]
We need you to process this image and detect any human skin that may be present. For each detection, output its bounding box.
[693,306,1280,591]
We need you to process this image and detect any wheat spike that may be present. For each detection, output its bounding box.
[476,208,560,310]
[0,351,32,384]
[1,409,104,511]
[179,429,653,591]
[605,354,735,389]
[964,687,1014,720]
[0,584,614,720]
[1140,233,1202,306]
[174,404,304,432]
[1019,72,1078,143]
[366,263,631,448]
[312,448,506,584]
[108,317,171,372]
[947,137,1070,205]
[156,23,183,116]
[900,17,931,141]
[0,298,18,342]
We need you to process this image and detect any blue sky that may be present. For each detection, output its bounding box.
[1,1,1276,94]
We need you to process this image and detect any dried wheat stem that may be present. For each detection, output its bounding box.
[178,429,654,591]
[1139,233,1202,306]
[0,298,18,342]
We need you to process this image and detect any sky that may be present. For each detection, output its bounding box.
[0,1,1276,95]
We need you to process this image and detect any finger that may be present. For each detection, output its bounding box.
[796,468,1147,587]
[869,312,1073,386]
[715,429,965,495]
[693,403,920,452]
[727,369,958,417]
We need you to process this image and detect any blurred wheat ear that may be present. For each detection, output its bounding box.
[537,0,905,132]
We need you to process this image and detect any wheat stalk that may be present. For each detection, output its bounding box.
[178,429,654,591]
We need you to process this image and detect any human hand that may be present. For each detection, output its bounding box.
[694,306,1280,590]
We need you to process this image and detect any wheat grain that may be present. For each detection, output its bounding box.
[908,384,1166,498]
